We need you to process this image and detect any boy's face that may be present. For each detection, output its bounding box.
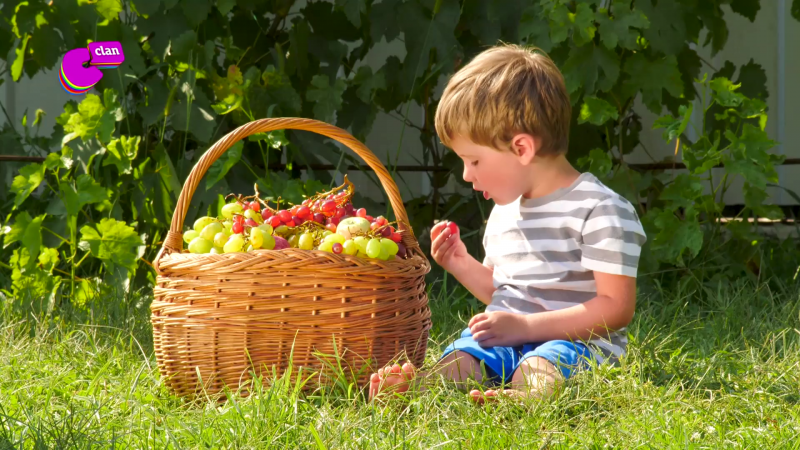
[449,135,534,206]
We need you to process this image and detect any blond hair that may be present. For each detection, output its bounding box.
[434,44,571,156]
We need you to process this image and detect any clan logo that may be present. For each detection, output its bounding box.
[60,41,124,95]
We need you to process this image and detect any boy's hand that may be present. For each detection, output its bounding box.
[430,221,471,276]
[468,311,532,347]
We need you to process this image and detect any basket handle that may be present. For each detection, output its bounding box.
[157,117,417,257]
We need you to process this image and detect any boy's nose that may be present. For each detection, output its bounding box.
[462,165,474,183]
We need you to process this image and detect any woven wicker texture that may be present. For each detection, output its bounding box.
[151,118,431,398]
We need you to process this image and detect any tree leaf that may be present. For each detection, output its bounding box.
[306,74,347,124]
[562,43,620,95]
[79,218,143,272]
[335,0,366,27]
[59,174,110,217]
[206,141,243,190]
[104,135,141,175]
[578,96,619,126]
[622,53,683,113]
[10,163,45,207]
[596,0,650,50]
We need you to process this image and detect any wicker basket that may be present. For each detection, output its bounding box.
[151,118,431,398]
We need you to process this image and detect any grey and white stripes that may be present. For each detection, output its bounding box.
[482,172,647,363]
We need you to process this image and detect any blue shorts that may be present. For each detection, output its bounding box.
[439,327,596,384]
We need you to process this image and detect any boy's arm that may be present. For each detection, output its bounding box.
[451,257,496,306]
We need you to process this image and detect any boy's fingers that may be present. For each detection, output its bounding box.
[468,313,487,328]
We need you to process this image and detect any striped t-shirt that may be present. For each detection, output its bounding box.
[482,172,647,364]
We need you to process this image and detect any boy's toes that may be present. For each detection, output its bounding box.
[469,389,501,405]
[368,362,416,402]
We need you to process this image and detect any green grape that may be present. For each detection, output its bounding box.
[324,233,346,245]
[193,216,216,233]
[213,231,230,248]
[189,237,213,254]
[288,234,299,248]
[378,246,390,260]
[244,209,263,223]
[221,202,243,219]
[366,238,381,258]
[261,234,276,250]
[298,232,314,250]
[353,236,368,254]
[200,222,224,241]
[250,227,264,248]
[275,225,289,236]
[246,244,254,252]
[223,220,233,233]
[223,234,245,253]
[380,238,399,256]
[211,246,223,254]
[356,250,368,258]
[257,224,274,235]
[342,239,358,255]
[183,230,200,244]
[318,241,334,252]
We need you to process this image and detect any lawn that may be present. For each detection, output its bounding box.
[1,276,799,449]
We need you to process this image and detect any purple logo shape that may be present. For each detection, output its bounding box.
[88,41,124,68]
[59,41,123,95]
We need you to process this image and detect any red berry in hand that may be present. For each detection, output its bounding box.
[448,222,459,235]
[297,205,311,219]
[246,218,258,228]
[261,209,273,221]
[278,210,292,223]
[322,200,336,213]
[313,213,326,224]
[269,215,282,228]
[232,222,244,234]
[332,242,343,254]
[357,208,367,218]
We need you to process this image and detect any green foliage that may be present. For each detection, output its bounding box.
[0,0,796,310]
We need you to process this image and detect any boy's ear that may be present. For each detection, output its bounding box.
[510,133,538,164]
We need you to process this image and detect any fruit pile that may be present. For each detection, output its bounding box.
[182,175,407,261]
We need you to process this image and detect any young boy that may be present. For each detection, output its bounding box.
[368,44,647,403]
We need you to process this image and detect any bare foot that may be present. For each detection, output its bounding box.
[468,388,525,404]
[368,362,416,401]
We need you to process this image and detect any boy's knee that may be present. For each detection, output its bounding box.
[512,357,563,393]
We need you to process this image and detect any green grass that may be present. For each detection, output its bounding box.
[1,276,800,449]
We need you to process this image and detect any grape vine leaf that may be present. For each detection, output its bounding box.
[133,0,161,16]
[596,0,650,50]
[104,135,141,175]
[29,26,62,71]
[95,0,123,21]
[79,218,143,273]
[397,0,461,91]
[216,0,235,16]
[622,53,682,113]
[369,0,402,43]
[744,183,783,220]
[206,141,243,190]
[59,175,110,217]
[10,163,45,207]
[710,77,745,108]
[562,44,620,95]
[734,59,768,101]
[172,79,217,143]
[659,173,704,209]
[578,96,619,126]
[181,0,211,27]
[306,74,347,123]
[648,207,703,264]
[335,0,366,27]
[170,29,197,62]
[577,148,613,178]
[637,0,688,56]
[136,7,191,60]
[793,0,800,21]
[653,103,693,142]
[11,34,30,82]
[38,247,60,272]
[730,0,760,21]
[62,93,116,145]
[571,2,597,47]
[353,66,387,104]
[518,2,554,52]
